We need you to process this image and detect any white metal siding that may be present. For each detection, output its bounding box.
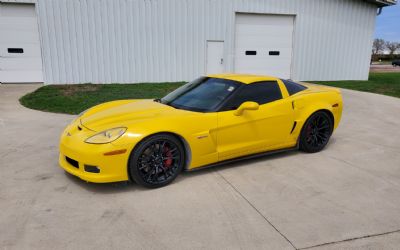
[36,0,377,84]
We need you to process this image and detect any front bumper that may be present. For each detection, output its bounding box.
[59,123,135,183]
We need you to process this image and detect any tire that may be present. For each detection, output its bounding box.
[299,111,333,153]
[129,134,185,188]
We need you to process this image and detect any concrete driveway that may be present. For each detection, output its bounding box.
[1,84,400,250]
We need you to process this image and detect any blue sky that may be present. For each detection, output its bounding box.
[374,3,400,41]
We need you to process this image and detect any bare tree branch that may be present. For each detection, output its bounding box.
[385,41,400,55]
[372,38,386,55]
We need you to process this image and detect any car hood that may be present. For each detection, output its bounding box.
[80,99,180,131]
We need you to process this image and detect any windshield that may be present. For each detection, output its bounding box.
[161,77,240,112]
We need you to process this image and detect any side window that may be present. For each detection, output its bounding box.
[281,79,307,96]
[222,81,282,111]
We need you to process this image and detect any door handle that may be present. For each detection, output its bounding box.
[220,58,224,64]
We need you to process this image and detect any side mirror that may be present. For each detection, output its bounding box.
[234,101,259,116]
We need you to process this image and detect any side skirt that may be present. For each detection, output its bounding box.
[185,146,298,172]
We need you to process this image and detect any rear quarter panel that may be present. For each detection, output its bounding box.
[287,86,343,144]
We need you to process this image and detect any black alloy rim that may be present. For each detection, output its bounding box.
[137,140,181,184]
[305,114,331,148]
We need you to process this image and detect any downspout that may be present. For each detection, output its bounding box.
[377,7,383,15]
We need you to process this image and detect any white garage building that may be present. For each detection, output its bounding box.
[0,0,397,84]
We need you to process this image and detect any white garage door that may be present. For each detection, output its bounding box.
[0,3,43,83]
[234,14,294,79]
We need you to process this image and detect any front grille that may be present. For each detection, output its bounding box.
[65,156,79,168]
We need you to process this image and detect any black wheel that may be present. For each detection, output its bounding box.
[299,111,333,153]
[129,134,185,188]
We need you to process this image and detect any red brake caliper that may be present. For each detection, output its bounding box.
[163,146,173,168]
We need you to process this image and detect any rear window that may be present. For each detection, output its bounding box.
[281,79,307,96]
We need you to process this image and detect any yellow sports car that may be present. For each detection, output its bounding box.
[59,74,342,188]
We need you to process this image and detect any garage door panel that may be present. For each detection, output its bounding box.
[235,48,292,55]
[236,14,293,26]
[236,38,293,47]
[235,56,292,63]
[0,31,40,43]
[236,41,292,49]
[234,68,289,78]
[0,70,43,82]
[236,64,291,72]
[236,39,293,48]
[236,59,292,69]
[235,35,293,44]
[236,62,292,71]
[234,13,294,79]
[236,25,293,36]
[0,3,36,17]
[0,43,41,57]
[236,56,293,64]
[0,17,38,30]
[235,32,293,42]
[0,58,42,70]
[235,68,289,78]
[235,51,293,64]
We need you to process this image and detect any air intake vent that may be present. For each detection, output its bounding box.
[84,165,100,173]
[65,156,79,168]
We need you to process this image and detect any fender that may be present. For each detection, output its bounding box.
[289,93,338,143]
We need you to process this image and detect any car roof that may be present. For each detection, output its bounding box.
[207,73,280,84]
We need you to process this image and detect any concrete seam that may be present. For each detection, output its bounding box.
[327,155,400,190]
[216,170,297,250]
[299,229,400,250]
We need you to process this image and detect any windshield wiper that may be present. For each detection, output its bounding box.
[154,99,179,110]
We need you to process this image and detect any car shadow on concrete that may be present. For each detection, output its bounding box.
[62,150,301,193]
[179,136,337,182]
[63,137,337,193]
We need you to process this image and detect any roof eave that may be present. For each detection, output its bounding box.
[365,0,397,7]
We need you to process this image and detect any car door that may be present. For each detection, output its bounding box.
[216,81,294,161]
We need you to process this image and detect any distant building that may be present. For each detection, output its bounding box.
[0,0,397,84]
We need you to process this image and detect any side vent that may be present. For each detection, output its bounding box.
[290,121,297,134]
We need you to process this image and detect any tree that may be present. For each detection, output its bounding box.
[385,41,400,55]
[372,38,386,55]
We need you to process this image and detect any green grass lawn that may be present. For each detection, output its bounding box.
[372,61,393,65]
[19,72,400,115]
[311,72,400,98]
[20,82,184,114]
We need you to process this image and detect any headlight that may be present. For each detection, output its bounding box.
[85,127,127,144]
